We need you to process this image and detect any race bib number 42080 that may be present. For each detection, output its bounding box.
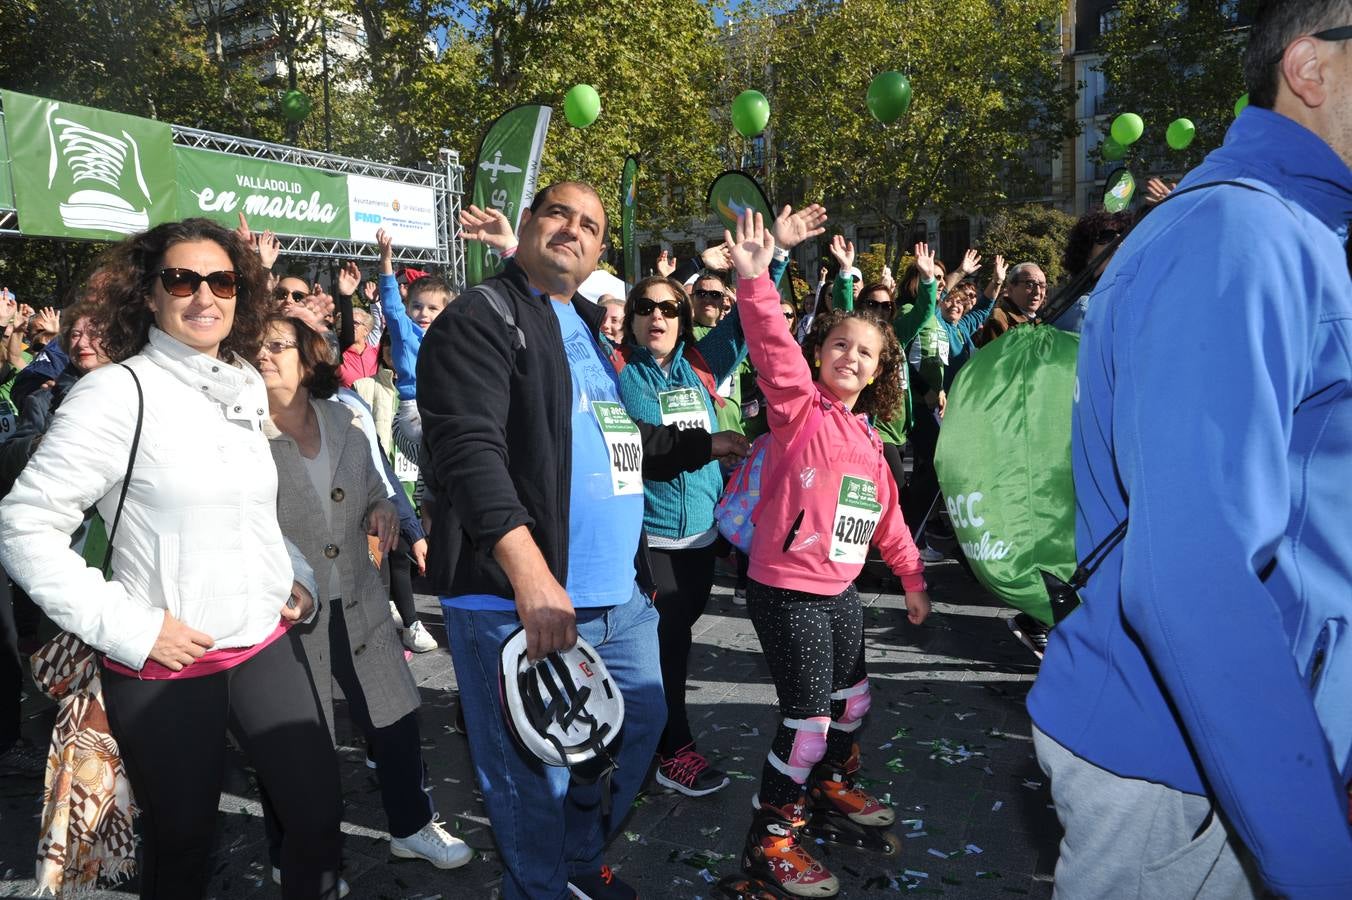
[830,475,881,565]
[591,400,644,496]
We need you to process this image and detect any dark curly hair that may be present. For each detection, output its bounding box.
[264,316,341,401]
[1062,210,1133,279]
[623,275,695,348]
[92,218,271,364]
[801,310,905,422]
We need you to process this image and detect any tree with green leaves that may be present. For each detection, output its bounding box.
[1095,0,1258,175]
[979,204,1076,285]
[759,0,1077,271]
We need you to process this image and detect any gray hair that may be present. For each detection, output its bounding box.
[351,308,373,328]
[1007,262,1044,284]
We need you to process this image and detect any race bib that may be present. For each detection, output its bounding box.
[591,401,644,496]
[0,412,15,443]
[830,475,881,565]
[658,387,710,432]
[393,445,419,482]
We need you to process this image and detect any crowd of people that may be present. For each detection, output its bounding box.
[0,1,1350,898]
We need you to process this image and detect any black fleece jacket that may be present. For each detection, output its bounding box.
[416,259,713,600]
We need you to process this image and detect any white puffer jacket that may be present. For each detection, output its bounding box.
[0,327,316,670]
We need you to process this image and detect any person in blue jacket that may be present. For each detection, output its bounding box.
[1027,3,1352,898]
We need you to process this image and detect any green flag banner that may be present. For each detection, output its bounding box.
[706,170,773,234]
[466,104,551,286]
[176,147,349,239]
[0,125,13,209]
[620,155,639,286]
[1,90,177,240]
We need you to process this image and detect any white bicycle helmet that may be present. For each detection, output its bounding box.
[499,628,625,772]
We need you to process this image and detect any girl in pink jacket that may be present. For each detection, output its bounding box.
[726,210,930,898]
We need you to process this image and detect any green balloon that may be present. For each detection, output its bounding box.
[564,84,601,128]
[1166,117,1196,150]
[1234,93,1249,117]
[866,71,912,124]
[731,90,770,138]
[1102,136,1126,161]
[281,89,311,122]
[1110,112,1144,146]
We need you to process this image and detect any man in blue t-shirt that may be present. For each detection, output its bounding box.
[418,181,746,900]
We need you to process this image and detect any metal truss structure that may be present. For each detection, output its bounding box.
[0,112,467,288]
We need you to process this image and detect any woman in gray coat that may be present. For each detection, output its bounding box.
[258,315,472,879]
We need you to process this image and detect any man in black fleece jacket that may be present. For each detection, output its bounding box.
[418,181,747,899]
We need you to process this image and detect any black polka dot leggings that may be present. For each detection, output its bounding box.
[746,579,867,808]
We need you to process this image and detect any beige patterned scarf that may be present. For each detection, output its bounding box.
[30,632,137,895]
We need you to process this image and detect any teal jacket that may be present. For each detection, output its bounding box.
[617,306,747,540]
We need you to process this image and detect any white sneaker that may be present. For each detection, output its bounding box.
[390,815,473,869]
[918,544,945,563]
[271,866,350,897]
[402,620,438,653]
[732,588,747,606]
[389,601,404,626]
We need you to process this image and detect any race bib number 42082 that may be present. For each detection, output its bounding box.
[591,400,644,496]
[830,475,881,565]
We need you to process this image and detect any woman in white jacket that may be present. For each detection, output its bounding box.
[0,219,343,900]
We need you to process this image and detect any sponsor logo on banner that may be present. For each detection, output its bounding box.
[347,174,437,249]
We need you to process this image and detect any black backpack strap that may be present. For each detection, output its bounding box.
[470,280,526,351]
[101,363,145,577]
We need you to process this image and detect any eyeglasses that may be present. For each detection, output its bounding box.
[67,329,98,344]
[1016,279,1047,290]
[158,268,238,299]
[861,299,894,311]
[1094,229,1122,245]
[633,297,681,318]
[782,310,797,321]
[259,340,298,355]
[691,289,723,302]
[1267,25,1352,65]
[281,289,308,302]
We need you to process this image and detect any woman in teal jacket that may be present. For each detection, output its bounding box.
[615,273,748,798]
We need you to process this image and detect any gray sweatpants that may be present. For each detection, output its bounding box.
[1033,725,1267,900]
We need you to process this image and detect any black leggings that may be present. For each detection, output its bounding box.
[746,580,866,808]
[650,543,717,756]
[900,406,941,540]
[389,536,417,627]
[102,630,342,900]
[263,599,432,864]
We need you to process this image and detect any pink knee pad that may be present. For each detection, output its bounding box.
[774,716,831,783]
[833,678,871,725]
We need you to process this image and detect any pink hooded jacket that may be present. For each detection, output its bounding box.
[738,271,925,596]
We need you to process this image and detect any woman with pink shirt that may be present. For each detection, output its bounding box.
[724,211,931,898]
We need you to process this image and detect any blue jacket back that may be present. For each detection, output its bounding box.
[1029,108,1352,896]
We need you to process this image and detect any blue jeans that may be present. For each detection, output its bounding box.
[443,587,664,900]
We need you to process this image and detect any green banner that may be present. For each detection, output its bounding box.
[0,124,13,209]
[620,155,638,286]
[1,90,176,240]
[176,147,349,239]
[706,170,773,234]
[466,104,551,286]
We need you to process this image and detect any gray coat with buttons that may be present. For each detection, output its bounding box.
[266,398,419,735]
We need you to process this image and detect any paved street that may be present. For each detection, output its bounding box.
[1,554,1060,899]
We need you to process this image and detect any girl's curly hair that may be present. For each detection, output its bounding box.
[801,309,905,422]
[92,218,272,364]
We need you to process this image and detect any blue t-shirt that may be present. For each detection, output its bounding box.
[444,298,644,613]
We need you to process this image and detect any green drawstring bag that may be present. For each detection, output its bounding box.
[934,326,1080,626]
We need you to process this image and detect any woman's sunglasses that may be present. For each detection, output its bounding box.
[633,297,681,318]
[158,268,238,299]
